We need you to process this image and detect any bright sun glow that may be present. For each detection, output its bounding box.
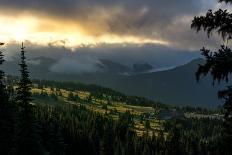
[0,14,169,49]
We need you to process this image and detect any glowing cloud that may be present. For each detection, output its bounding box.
[0,13,169,49]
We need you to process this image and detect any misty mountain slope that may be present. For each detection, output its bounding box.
[133,63,153,73]
[72,58,225,108]
[99,59,154,74]
[2,57,227,108]
[98,58,225,108]
[2,57,58,78]
[99,59,132,74]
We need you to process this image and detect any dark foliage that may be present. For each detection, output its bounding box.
[191,9,232,40]
[15,43,44,155]
[0,43,16,154]
[192,0,232,151]
[219,0,232,4]
[196,45,232,83]
[16,43,32,109]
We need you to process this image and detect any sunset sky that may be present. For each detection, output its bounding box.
[0,0,226,73]
[0,0,221,48]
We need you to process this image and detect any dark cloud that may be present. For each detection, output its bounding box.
[0,0,217,39]
[4,42,200,74]
[0,0,211,16]
[0,0,223,68]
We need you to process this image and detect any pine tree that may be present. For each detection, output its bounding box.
[16,43,32,113]
[0,43,9,113]
[0,43,7,101]
[144,120,150,133]
[191,0,232,151]
[0,43,15,154]
[15,43,44,155]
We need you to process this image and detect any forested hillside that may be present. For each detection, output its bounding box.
[0,47,226,154]
[3,57,226,108]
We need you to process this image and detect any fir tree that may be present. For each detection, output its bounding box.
[0,42,9,111]
[191,0,232,151]
[15,43,44,155]
[0,43,15,154]
[144,120,150,133]
[16,43,32,113]
[0,42,7,100]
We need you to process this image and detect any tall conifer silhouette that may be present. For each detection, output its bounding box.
[0,43,14,154]
[0,43,8,110]
[16,43,32,113]
[15,43,44,155]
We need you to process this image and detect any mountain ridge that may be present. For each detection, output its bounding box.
[1,57,226,108]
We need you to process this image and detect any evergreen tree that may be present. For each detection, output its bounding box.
[101,123,114,155]
[167,126,183,155]
[68,92,79,102]
[0,43,7,101]
[0,43,15,154]
[16,43,32,113]
[15,43,44,155]
[144,120,150,132]
[191,0,232,151]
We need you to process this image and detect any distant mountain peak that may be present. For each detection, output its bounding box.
[132,63,153,73]
[99,59,131,74]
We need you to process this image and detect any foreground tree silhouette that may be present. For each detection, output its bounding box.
[16,43,33,117]
[191,0,232,151]
[0,43,15,154]
[15,43,44,155]
[0,43,7,101]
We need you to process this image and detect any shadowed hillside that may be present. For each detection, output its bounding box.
[2,58,227,108]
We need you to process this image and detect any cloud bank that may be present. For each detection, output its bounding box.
[3,43,200,74]
[0,0,220,50]
[1,0,227,74]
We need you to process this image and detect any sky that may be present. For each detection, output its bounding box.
[0,0,226,73]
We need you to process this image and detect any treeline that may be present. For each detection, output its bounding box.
[163,118,224,154]
[0,44,228,154]
[31,79,168,108]
[32,104,226,155]
[0,101,226,154]
[6,76,168,109]
[178,106,224,115]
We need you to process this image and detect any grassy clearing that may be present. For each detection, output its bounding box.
[31,86,163,136]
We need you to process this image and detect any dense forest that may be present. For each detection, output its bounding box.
[0,44,228,155]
